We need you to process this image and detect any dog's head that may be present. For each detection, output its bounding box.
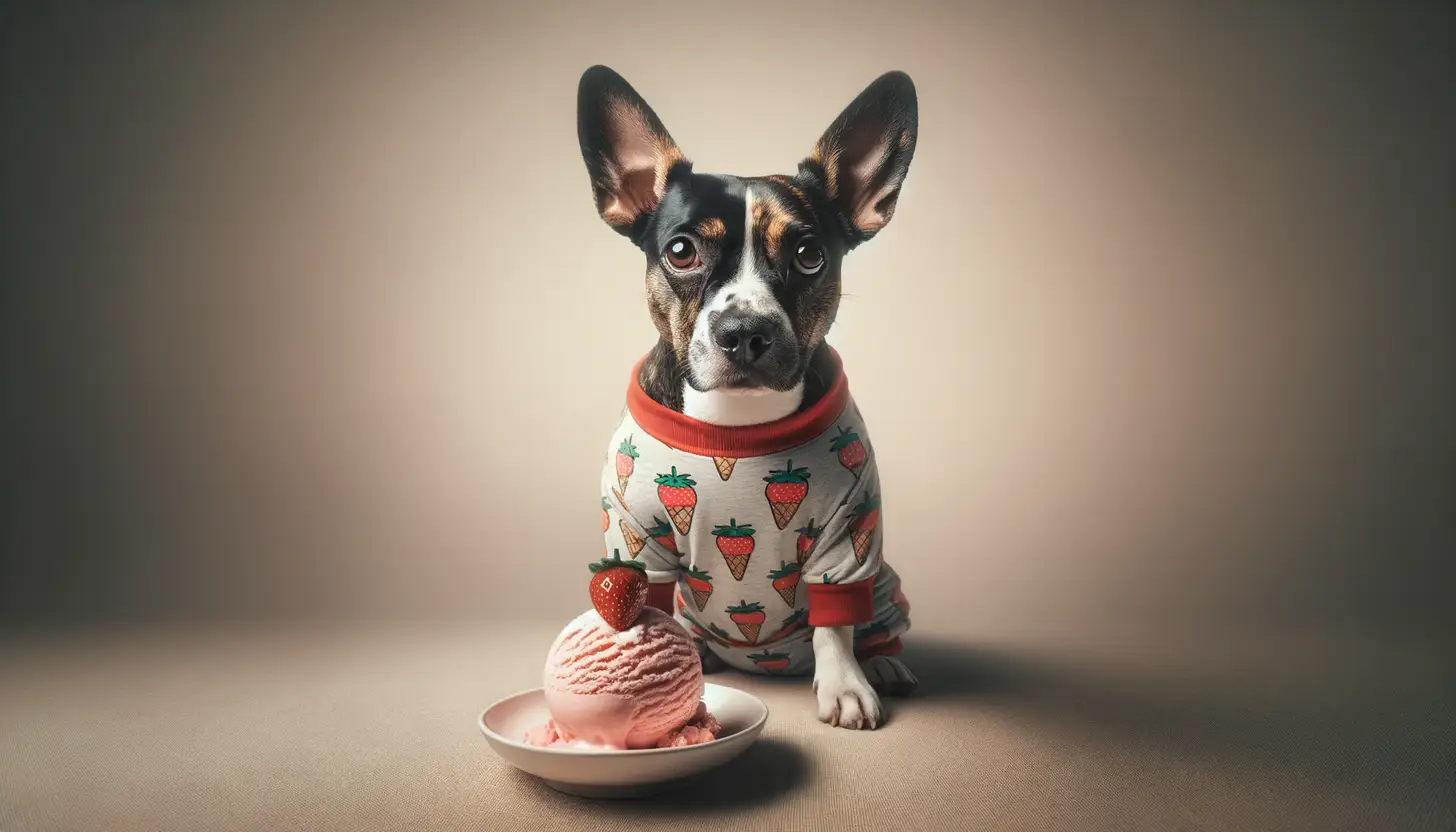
[577,66,917,394]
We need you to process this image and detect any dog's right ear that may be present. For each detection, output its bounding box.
[801,71,918,249]
[577,66,687,240]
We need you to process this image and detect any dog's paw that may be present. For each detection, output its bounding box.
[814,664,884,730]
[861,655,919,697]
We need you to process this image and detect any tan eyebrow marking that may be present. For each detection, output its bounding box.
[696,217,726,240]
[753,191,794,263]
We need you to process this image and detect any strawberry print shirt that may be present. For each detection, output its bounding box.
[599,348,911,676]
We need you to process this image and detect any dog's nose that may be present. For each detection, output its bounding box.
[713,314,775,365]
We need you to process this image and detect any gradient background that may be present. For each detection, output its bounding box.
[2,2,1453,830]
[4,0,1452,638]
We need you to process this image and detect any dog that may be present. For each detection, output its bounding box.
[579,65,918,730]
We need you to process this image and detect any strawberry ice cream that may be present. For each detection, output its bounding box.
[523,607,721,750]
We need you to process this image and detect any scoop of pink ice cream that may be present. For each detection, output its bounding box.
[534,607,706,750]
[654,701,722,748]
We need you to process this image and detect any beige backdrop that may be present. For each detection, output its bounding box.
[3,1,1451,639]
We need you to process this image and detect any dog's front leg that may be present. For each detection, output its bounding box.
[812,625,883,730]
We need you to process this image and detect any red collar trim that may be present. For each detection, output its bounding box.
[626,349,850,458]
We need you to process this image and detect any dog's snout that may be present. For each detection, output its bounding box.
[713,314,776,365]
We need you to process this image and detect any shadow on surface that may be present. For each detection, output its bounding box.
[506,736,811,813]
[897,635,1456,815]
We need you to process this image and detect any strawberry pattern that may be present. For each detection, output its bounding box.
[597,393,910,676]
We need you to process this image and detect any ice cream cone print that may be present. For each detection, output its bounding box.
[684,565,713,612]
[848,494,880,564]
[655,467,698,534]
[794,520,823,565]
[707,622,737,646]
[644,516,678,555]
[619,520,646,558]
[712,518,756,580]
[727,600,766,643]
[763,460,811,530]
[831,425,867,476]
[712,456,737,481]
[767,608,808,642]
[767,561,802,606]
[722,554,747,581]
[615,436,639,495]
[664,505,691,534]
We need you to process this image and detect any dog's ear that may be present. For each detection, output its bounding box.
[801,71,918,247]
[577,66,687,239]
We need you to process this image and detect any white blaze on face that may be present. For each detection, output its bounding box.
[688,185,794,374]
[682,185,804,424]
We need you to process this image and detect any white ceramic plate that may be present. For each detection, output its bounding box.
[479,682,769,798]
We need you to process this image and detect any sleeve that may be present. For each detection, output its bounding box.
[801,457,883,628]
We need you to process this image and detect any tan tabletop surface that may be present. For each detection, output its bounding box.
[2,623,1451,832]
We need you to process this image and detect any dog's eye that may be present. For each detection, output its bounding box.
[792,238,825,275]
[664,237,700,271]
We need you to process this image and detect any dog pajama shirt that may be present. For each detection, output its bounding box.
[599,348,911,676]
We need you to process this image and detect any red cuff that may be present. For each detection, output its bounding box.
[647,581,675,615]
[806,577,875,627]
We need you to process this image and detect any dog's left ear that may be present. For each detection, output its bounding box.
[802,71,918,247]
[577,65,687,240]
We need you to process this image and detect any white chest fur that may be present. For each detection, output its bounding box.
[680,383,805,426]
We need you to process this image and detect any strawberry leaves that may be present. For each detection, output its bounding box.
[589,549,647,574]
[617,435,640,458]
[653,466,696,488]
[711,518,755,538]
[763,460,811,484]
[829,426,861,451]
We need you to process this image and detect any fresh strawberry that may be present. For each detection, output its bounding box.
[683,564,714,611]
[767,561,802,606]
[794,519,822,565]
[747,650,791,672]
[726,600,767,643]
[654,467,698,534]
[763,460,811,529]
[712,518,756,580]
[600,496,611,532]
[645,516,677,554]
[615,436,639,492]
[830,425,867,474]
[588,549,648,630]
